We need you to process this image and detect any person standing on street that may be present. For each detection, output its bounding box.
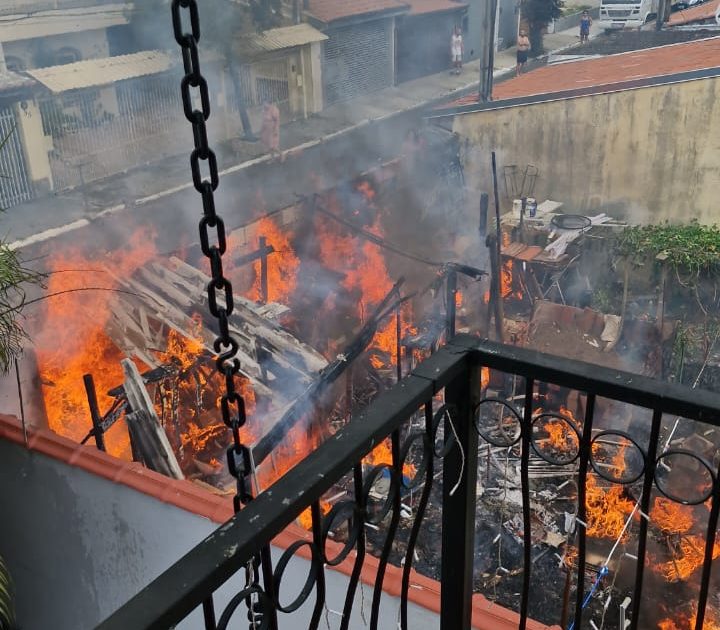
[516,30,531,76]
[580,10,592,43]
[451,26,464,75]
[260,101,280,160]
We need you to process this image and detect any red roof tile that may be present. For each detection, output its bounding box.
[667,0,720,25]
[406,0,467,16]
[308,0,409,23]
[444,36,720,107]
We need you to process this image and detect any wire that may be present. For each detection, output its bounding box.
[444,406,465,497]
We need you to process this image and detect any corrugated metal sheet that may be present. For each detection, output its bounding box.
[235,23,328,58]
[0,70,35,95]
[323,20,393,105]
[26,51,174,94]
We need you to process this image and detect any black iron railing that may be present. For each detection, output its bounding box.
[98,335,720,630]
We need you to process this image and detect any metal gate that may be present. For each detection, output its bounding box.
[0,105,34,209]
[231,57,291,119]
[322,20,393,106]
[39,73,183,190]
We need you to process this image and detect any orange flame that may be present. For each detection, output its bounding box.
[36,231,158,458]
[501,232,513,299]
[481,367,490,390]
[658,535,720,582]
[652,497,694,535]
[363,439,416,478]
[297,501,332,530]
[248,215,299,304]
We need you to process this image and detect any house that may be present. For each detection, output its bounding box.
[305,0,410,104]
[0,0,328,199]
[0,0,131,202]
[396,0,468,83]
[431,36,720,223]
[464,0,519,57]
[667,0,720,26]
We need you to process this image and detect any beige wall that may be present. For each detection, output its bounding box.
[453,76,720,224]
[14,100,53,191]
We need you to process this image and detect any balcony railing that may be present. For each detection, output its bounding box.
[97,334,720,630]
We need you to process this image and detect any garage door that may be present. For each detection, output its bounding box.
[323,20,393,106]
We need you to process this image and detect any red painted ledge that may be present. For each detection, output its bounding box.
[0,415,558,630]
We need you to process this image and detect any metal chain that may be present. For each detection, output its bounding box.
[170,0,253,512]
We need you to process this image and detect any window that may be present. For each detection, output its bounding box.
[4,56,25,72]
[54,47,82,66]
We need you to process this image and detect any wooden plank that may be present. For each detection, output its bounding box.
[122,359,183,480]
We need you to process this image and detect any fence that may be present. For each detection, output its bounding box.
[232,57,292,120]
[0,105,35,209]
[38,73,184,190]
[98,330,720,630]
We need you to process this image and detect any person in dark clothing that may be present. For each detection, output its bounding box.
[516,30,530,76]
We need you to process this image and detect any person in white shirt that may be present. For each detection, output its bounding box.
[451,26,464,75]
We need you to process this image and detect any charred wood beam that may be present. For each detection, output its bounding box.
[252,278,406,467]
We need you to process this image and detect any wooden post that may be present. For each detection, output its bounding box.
[259,236,269,305]
[446,271,457,341]
[491,151,505,342]
[83,374,106,452]
[121,359,183,479]
[396,306,402,383]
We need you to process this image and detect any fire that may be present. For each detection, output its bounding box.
[180,422,226,452]
[481,367,490,390]
[36,230,158,458]
[155,315,257,463]
[297,501,332,530]
[658,534,720,582]
[585,441,636,540]
[363,438,416,479]
[652,497,694,535]
[314,189,414,370]
[248,215,299,304]
[659,605,720,629]
[501,232,513,299]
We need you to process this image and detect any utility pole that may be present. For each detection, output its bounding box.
[655,0,667,29]
[479,0,499,101]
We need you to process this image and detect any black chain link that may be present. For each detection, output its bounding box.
[170,0,253,511]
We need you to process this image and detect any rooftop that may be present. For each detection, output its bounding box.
[0,69,35,96]
[307,0,409,23]
[405,0,468,16]
[234,23,328,58]
[668,0,720,25]
[442,36,720,109]
[26,50,174,94]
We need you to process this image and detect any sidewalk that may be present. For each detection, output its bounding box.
[6,23,599,249]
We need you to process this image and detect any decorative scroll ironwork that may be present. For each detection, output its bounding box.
[98,336,720,630]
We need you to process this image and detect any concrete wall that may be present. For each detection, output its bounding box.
[4,27,110,69]
[0,438,442,630]
[453,75,720,223]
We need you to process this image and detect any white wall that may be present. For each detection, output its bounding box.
[0,438,441,629]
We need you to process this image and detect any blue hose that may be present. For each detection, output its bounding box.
[567,565,610,630]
